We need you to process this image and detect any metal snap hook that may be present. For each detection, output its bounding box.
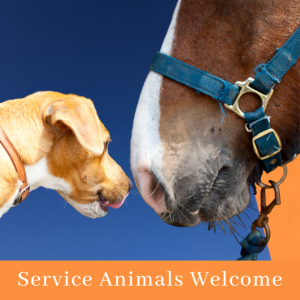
[255,154,297,189]
[256,165,287,189]
[262,219,270,245]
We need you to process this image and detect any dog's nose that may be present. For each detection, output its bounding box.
[128,179,133,191]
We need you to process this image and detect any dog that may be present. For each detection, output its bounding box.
[0,91,132,218]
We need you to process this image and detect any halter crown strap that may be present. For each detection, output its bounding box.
[150,26,300,173]
[0,127,30,205]
[244,27,300,172]
[251,27,300,94]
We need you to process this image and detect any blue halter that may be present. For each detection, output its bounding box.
[150,26,300,173]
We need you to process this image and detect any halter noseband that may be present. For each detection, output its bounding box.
[150,26,300,173]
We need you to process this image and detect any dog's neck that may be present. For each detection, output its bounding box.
[24,157,70,192]
[0,92,69,217]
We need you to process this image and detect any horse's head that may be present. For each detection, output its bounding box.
[131,0,299,227]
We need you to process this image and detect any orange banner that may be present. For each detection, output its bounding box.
[0,261,298,299]
[258,156,300,260]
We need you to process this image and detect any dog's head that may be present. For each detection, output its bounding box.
[43,94,132,218]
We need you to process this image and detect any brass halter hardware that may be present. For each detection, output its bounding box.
[224,77,274,119]
[252,129,282,160]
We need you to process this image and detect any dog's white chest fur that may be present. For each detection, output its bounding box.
[25,157,71,193]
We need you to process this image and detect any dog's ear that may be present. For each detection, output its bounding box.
[43,96,104,156]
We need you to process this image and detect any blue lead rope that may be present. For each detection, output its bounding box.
[150,26,300,173]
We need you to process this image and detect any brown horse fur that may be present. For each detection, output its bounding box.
[131,0,299,228]
[158,0,299,226]
[0,92,132,218]
[168,0,299,162]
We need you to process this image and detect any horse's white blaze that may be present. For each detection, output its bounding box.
[130,0,182,212]
[160,0,182,54]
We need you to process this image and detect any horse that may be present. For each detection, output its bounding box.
[130,0,299,229]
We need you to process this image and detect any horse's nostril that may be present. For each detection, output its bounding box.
[133,169,168,214]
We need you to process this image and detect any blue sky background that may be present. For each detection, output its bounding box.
[0,0,270,260]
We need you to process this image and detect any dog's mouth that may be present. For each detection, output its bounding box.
[98,193,129,212]
[58,190,129,219]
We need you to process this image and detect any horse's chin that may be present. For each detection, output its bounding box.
[198,182,250,223]
[156,179,250,228]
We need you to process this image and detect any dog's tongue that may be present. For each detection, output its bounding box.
[107,193,128,209]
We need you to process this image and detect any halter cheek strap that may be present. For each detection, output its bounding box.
[0,127,30,206]
[149,26,300,173]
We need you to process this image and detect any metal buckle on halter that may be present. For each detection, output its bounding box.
[224,77,274,119]
[13,185,30,206]
[252,128,282,160]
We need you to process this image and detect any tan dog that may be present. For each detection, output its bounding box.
[0,91,132,218]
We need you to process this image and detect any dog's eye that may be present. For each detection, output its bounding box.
[104,139,111,151]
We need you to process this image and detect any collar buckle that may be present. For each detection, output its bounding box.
[13,185,30,206]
